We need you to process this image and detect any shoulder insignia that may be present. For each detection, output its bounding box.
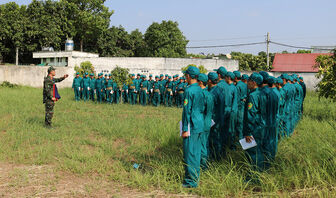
[184,99,188,106]
[248,102,253,110]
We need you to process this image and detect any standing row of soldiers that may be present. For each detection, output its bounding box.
[180,66,306,188]
[72,72,189,107]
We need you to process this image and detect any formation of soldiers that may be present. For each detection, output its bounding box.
[72,72,188,107]
[180,66,306,188]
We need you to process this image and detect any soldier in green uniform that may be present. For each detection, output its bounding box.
[181,66,205,188]
[95,73,104,103]
[165,76,174,107]
[172,75,178,106]
[140,75,149,106]
[243,73,266,172]
[233,71,248,140]
[152,76,161,107]
[129,74,137,105]
[121,83,129,103]
[176,77,186,108]
[148,74,154,104]
[207,72,224,160]
[106,74,114,103]
[81,72,90,101]
[134,74,141,104]
[89,73,96,102]
[113,80,120,104]
[198,73,214,170]
[225,72,238,149]
[101,74,107,102]
[43,66,68,128]
[159,74,165,104]
[72,72,82,101]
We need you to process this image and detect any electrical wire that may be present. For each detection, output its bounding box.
[186,41,266,49]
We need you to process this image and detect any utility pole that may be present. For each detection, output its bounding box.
[266,32,270,69]
[16,47,19,66]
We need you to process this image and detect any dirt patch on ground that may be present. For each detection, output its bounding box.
[0,162,197,198]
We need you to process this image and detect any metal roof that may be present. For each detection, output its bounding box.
[272,53,331,73]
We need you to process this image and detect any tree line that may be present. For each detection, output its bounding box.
[0,0,188,64]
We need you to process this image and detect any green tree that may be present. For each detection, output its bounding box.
[110,66,131,87]
[181,64,207,74]
[97,26,134,57]
[231,51,274,71]
[129,29,146,57]
[315,50,336,101]
[0,2,27,63]
[74,61,95,77]
[297,49,311,54]
[64,0,113,52]
[144,20,188,57]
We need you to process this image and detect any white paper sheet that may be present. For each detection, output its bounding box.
[88,87,90,91]
[211,119,215,127]
[239,136,257,150]
[179,121,190,137]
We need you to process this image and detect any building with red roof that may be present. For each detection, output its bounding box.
[272,53,331,73]
[271,53,331,90]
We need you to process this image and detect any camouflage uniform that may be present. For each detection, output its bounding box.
[43,75,65,127]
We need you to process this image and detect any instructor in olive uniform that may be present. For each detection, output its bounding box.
[43,66,68,128]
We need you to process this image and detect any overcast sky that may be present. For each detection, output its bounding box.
[3,0,336,55]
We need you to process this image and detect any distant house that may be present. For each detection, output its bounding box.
[271,53,331,90]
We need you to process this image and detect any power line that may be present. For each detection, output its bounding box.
[186,41,266,49]
[270,41,334,51]
[189,35,265,42]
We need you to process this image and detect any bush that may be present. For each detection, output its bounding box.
[0,81,19,88]
[181,64,207,74]
[74,61,95,77]
[110,66,132,87]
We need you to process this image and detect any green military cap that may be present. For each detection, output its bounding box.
[149,74,153,77]
[299,77,303,80]
[288,76,293,82]
[197,73,208,83]
[208,72,218,81]
[104,74,107,76]
[47,66,55,73]
[90,73,94,76]
[155,75,159,78]
[267,76,276,84]
[233,71,241,78]
[176,74,179,77]
[226,72,235,80]
[168,76,172,79]
[143,75,147,78]
[109,74,112,76]
[259,71,269,80]
[249,72,263,85]
[215,66,227,76]
[76,72,80,75]
[280,73,290,80]
[137,73,141,76]
[242,74,249,80]
[165,74,168,77]
[183,66,200,78]
[277,77,283,84]
[160,74,164,77]
[85,72,88,75]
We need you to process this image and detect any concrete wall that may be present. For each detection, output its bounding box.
[0,65,73,88]
[69,57,239,76]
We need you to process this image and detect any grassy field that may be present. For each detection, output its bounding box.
[0,86,335,197]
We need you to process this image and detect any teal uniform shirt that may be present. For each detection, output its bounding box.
[72,76,82,101]
[113,82,120,104]
[217,80,231,128]
[176,82,186,108]
[129,80,137,105]
[95,78,104,103]
[228,83,238,145]
[152,81,162,106]
[81,76,90,101]
[235,81,248,139]
[140,80,149,105]
[200,87,214,170]
[182,83,205,188]
[89,78,96,101]
[243,88,267,171]
[208,85,225,160]
[165,81,174,106]
[122,83,128,103]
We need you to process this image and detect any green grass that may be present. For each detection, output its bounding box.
[0,87,335,197]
